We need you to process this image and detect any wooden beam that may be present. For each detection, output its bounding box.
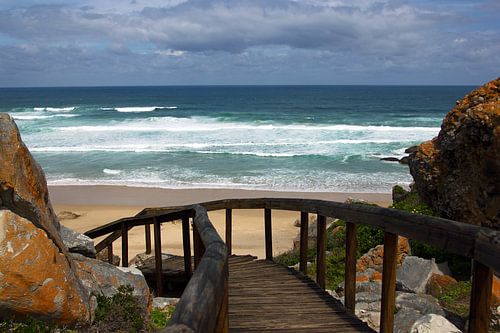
[299,212,309,274]
[380,232,398,333]
[107,243,113,265]
[214,261,229,333]
[193,223,205,270]
[154,217,163,296]
[265,208,273,261]
[226,208,232,255]
[345,222,357,314]
[316,215,326,289]
[121,221,128,267]
[182,214,192,277]
[468,260,493,333]
[145,223,152,254]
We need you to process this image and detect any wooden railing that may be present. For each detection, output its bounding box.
[85,198,500,333]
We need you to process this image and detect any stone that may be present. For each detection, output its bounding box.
[355,292,381,312]
[71,253,152,311]
[405,146,419,154]
[380,157,400,162]
[96,247,121,266]
[0,210,92,326]
[394,307,422,333]
[396,292,445,316]
[399,156,410,165]
[57,211,81,220]
[426,273,458,298]
[60,224,96,258]
[356,236,410,272]
[410,314,462,333]
[356,310,380,332]
[396,256,450,293]
[153,297,179,310]
[408,78,500,229]
[0,113,66,255]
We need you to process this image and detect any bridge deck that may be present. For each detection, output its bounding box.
[228,255,374,332]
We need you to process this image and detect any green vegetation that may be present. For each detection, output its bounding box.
[437,281,471,317]
[150,307,175,330]
[0,318,70,333]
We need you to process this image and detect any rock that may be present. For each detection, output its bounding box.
[426,273,458,298]
[153,297,179,310]
[57,211,81,220]
[405,146,419,154]
[71,253,152,311]
[356,236,410,272]
[399,156,410,165]
[96,247,121,266]
[394,307,423,333]
[131,251,174,268]
[408,78,500,229]
[396,256,450,293]
[60,224,96,258]
[357,310,380,332]
[396,292,445,316]
[0,210,92,326]
[355,292,382,312]
[381,157,400,162]
[0,113,66,255]
[410,314,462,333]
[292,216,337,250]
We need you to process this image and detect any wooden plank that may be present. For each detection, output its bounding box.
[299,211,309,274]
[380,232,398,333]
[153,217,163,296]
[345,222,357,314]
[468,260,493,333]
[145,223,152,254]
[121,221,128,267]
[226,208,232,255]
[193,223,204,270]
[265,208,273,261]
[316,215,326,289]
[182,214,192,277]
[107,243,113,265]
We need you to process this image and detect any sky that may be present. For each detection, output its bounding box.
[0,0,499,87]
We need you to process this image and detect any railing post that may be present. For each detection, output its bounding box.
[182,214,193,277]
[299,212,309,274]
[345,222,357,314]
[121,221,128,267]
[468,260,493,333]
[226,208,232,255]
[107,243,114,265]
[153,217,163,296]
[316,215,326,289]
[380,232,398,333]
[265,208,273,261]
[193,223,205,270]
[145,224,152,255]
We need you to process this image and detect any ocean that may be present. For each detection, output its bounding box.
[0,85,473,193]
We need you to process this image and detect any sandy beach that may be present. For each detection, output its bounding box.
[51,185,392,261]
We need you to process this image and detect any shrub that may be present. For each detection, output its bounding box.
[150,307,175,330]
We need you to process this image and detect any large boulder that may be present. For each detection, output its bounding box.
[410,314,462,333]
[396,256,450,293]
[60,224,96,258]
[408,78,500,229]
[0,210,92,325]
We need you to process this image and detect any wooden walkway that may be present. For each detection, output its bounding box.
[228,255,374,332]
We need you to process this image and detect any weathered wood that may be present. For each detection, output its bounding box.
[153,217,163,296]
[182,214,192,277]
[145,223,152,254]
[299,211,309,274]
[380,232,398,333]
[215,261,229,333]
[468,260,493,333]
[226,208,232,255]
[345,222,357,314]
[107,243,113,265]
[193,223,204,270]
[121,221,128,267]
[316,215,326,289]
[265,208,273,261]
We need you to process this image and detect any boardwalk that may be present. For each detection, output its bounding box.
[228,255,374,332]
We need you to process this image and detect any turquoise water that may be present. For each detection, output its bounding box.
[0,86,473,192]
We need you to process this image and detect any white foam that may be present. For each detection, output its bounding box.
[103,168,122,175]
[13,114,78,120]
[34,107,75,112]
[113,106,177,112]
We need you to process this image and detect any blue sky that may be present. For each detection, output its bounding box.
[0,0,499,87]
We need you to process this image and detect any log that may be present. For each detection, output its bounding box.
[107,243,113,265]
[380,232,398,333]
[299,212,309,274]
[265,208,272,261]
[344,222,357,314]
[316,215,326,289]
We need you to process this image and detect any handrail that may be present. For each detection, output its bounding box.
[85,198,499,333]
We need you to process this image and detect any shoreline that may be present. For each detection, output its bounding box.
[51,185,392,260]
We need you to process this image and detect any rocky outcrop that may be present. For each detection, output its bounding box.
[60,225,96,258]
[0,210,91,325]
[408,78,500,229]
